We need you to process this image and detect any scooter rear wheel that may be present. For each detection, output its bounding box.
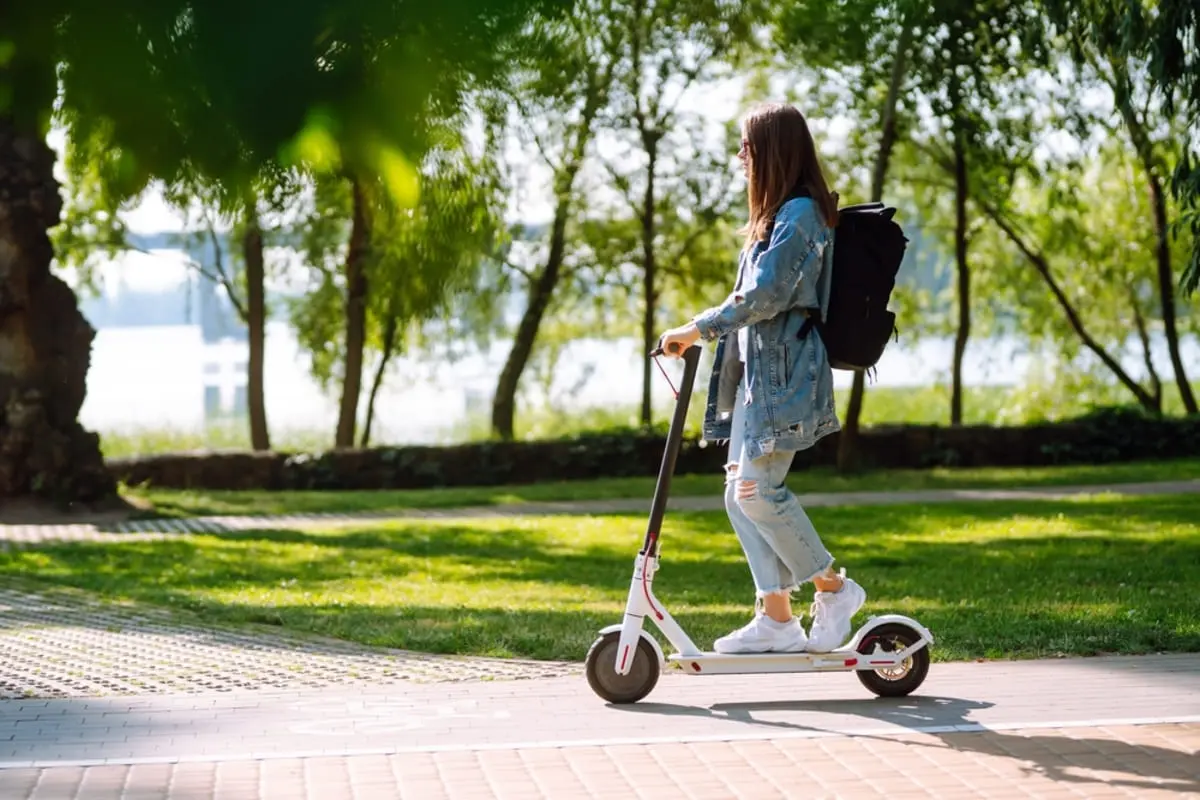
[855,622,931,697]
[585,631,660,704]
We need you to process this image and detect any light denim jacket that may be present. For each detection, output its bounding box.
[692,195,840,460]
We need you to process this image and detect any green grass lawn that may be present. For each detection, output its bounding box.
[125,456,1199,518]
[7,493,1198,664]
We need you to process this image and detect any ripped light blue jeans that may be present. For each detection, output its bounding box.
[726,383,834,597]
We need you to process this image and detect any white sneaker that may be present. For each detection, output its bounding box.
[714,612,808,654]
[806,571,867,653]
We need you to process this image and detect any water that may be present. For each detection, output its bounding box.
[72,244,1200,442]
[81,320,1200,445]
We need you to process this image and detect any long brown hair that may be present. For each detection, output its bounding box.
[741,102,838,246]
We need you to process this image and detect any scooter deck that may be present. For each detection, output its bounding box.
[666,648,917,675]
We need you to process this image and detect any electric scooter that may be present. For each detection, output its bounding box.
[584,343,934,704]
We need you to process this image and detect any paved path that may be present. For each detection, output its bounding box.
[2,478,1197,546]
[1,584,1198,796]
[2,722,1197,799]
[0,654,1197,797]
[0,587,576,700]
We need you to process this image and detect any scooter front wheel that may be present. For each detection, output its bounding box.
[585,630,660,704]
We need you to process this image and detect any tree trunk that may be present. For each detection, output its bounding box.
[491,193,572,440]
[1130,287,1163,410]
[1112,66,1197,414]
[640,137,658,427]
[1146,173,1196,413]
[837,372,867,471]
[950,120,970,427]
[0,119,117,507]
[984,205,1161,413]
[361,313,398,447]
[241,197,271,451]
[837,22,911,472]
[1142,176,1190,412]
[489,50,611,441]
[336,177,371,449]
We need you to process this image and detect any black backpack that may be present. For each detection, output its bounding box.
[799,201,907,372]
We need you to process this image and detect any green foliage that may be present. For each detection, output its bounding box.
[379,139,506,339]
[1174,150,1200,294]
[51,124,140,294]
[288,178,350,389]
[595,108,745,334]
[5,0,574,196]
[27,0,1200,460]
[434,0,760,434]
[963,142,1187,410]
[428,0,636,438]
[287,135,505,392]
[1039,0,1200,294]
[869,1,1196,416]
[53,129,301,320]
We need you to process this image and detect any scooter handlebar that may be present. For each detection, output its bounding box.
[650,340,702,362]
